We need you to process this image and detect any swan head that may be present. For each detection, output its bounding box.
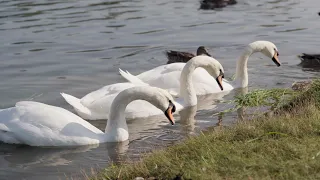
[151,88,176,125]
[251,41,281,67]
[201,58,225,91]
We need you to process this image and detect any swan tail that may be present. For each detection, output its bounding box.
[119,68,149,86]
[60,93,91,115]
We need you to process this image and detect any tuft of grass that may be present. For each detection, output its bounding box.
[93,80,320,180]
[278,80,320,112]
[234,88,298,110]
[215,87,298,117]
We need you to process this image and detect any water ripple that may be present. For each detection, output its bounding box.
[66,49,105,53]
[111,45,148,49]
[275,28,307,33]
[181,21,227,27]
[260,24,283,27]
[134,29,165,34]
[69,18,112,24]
[19,23,57,29]
[0,0,319,179]
[12,41,34,45]
[88,1,122,7]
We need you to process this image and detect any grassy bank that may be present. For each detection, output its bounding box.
[95,80,320,180]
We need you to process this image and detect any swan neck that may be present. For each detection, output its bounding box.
[234,46,254,88]
[106,88,165,135]
[105,97,128,135]
[180,59,205,106]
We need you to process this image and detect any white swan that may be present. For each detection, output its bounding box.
[0,86,176,146]
[61,82,146,120]
[120,41,281,95]
[61,56,225,120]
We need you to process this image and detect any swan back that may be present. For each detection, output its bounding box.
[0,101,103,146]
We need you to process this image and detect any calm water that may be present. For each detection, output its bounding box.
[0,0,319,179]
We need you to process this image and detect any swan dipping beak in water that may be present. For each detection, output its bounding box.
[165,100,176,125]
[216,69,224,91]
[272,49,281,67]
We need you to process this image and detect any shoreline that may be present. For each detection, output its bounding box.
[92,80,320,180]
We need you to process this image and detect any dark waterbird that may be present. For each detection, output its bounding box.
[166,46,212,64]
[298,53,320,68]
[200,0,237,10]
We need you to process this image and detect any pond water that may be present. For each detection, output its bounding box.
[0,0,319,179]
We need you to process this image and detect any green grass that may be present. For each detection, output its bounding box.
[93,80,320,180]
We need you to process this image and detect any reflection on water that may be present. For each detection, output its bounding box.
[0,141,129,180]
[234,87,249,121]
[179,106,198,134]
[1,0,320,179]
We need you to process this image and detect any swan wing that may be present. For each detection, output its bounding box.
[77,83,141,120]
[125,99,184,119]
[62,83,143,120]
[0,101,102,146]
[137,63,185,81]
[134,63,185,95]
[125,100,163,119]
[80,83,137,106]
[119,68,148,86]
[83,96,170,120]
[191,68,233,94]
[136,63,228,95]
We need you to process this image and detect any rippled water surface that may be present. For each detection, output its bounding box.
[0,0,320,179]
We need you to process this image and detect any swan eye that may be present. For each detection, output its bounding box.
[274,48,279,56]
[168,100,176,113]
[172,104,176,113]
[219,69,224,78]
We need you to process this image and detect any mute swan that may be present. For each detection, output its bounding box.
[0,87,176,146]
[121,41,281,95]
[61,56,225,120]
[166,46,211,64]
[61,82,146,120]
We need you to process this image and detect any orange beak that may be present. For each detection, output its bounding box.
[216,75,224,91]
[272,51,281,67]
[165,102,175,125]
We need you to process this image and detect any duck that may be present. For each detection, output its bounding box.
[166,46,211,64]
[200,0,237,10]
[298,53,320,68]
[62,56,225,120]
[120,41,281,96]
[0,86,176,146]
